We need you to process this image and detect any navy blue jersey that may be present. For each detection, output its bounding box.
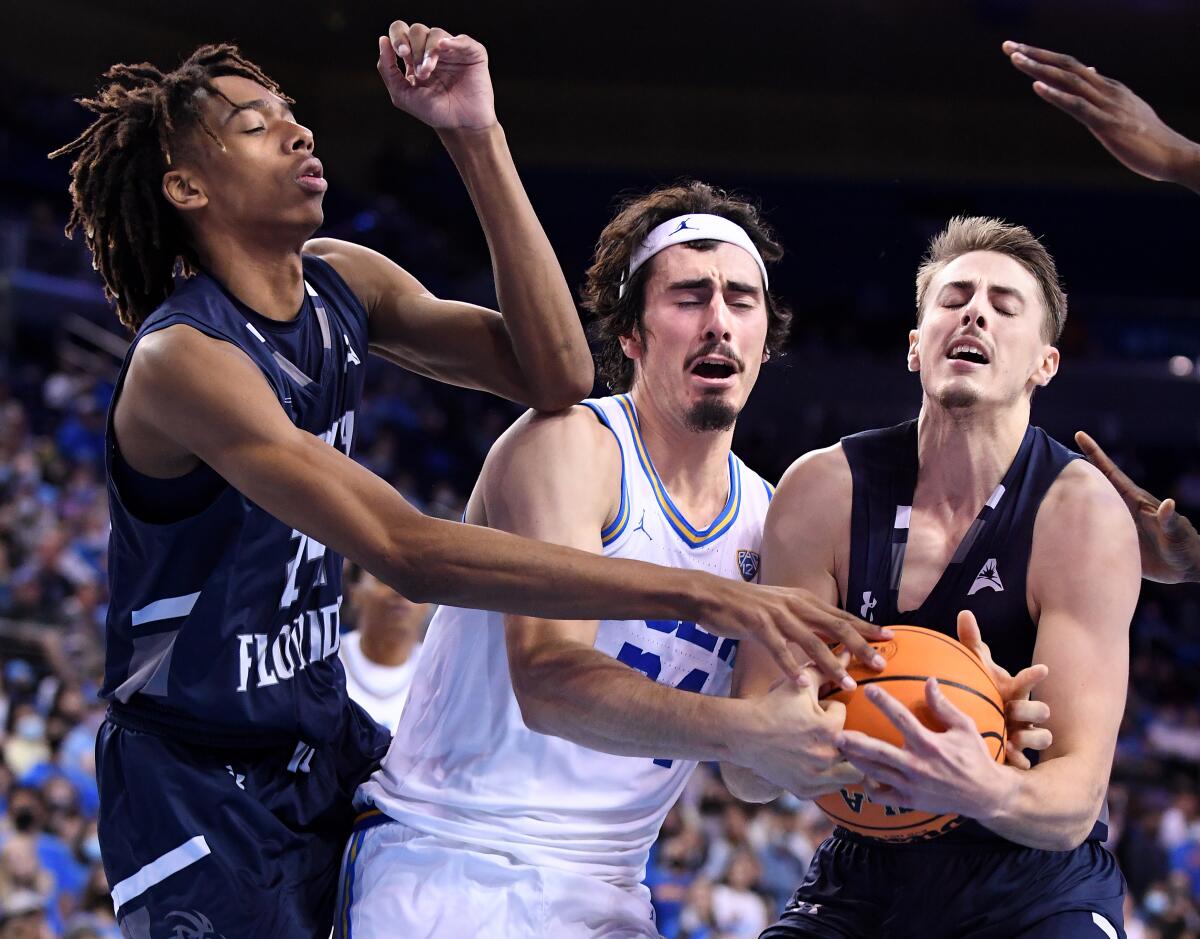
[101,255,369,748]
[841,419,1107,843]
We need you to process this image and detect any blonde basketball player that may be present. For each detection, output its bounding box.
[335,183,889,938]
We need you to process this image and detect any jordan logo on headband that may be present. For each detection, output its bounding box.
[619,213,770,299]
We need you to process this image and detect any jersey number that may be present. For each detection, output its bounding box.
[617,620,737,768]
[280,529,327,609]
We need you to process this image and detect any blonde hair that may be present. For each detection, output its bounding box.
[915,216,1066,342]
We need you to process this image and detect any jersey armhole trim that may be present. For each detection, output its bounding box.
[580,402,630,546]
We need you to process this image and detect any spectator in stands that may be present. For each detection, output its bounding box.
[339,568,428,731]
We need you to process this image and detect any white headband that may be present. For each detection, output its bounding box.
[619,213,769,298]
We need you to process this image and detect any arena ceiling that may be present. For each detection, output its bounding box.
[9,0,1200,186]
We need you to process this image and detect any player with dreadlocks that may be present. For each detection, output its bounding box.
[51,21,883,938]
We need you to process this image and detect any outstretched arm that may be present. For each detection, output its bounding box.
[312,22,592,412]
[1075,431,1200,583]
[1002,40,1200,194]
[122,325,882,682]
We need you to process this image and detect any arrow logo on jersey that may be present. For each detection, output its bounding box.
[968,558,1004,595]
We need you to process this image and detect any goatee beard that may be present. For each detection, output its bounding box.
[685,398,738,432]
[936,385,979,410]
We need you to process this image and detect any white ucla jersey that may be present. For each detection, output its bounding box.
[358,393,774,887]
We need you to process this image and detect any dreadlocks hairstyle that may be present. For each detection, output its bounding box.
[582,181,793,393]
[49,44,290,333]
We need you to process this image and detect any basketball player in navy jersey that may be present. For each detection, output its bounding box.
[729,218,1142,937]
[51,23,879,938]
[1001,40,1200,585]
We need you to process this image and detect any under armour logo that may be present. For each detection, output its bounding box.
[345,334,361,367]
[669,218,696,237]
[287,742,316,774]
[167,910,224,939]
[861,591,877,621]
[225,765,245,790]
[633,510,653,541]
[968,558,1004,596]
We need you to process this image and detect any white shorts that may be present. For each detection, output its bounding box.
[335,817,660,939]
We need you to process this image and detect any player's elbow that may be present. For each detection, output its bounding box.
[527,366,594,413]
[507,644,566,736]
[1043,819,1095,852]
[720,763,780,805]
[510,670,555,735]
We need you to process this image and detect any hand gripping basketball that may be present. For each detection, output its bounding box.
[816,626,1010,842]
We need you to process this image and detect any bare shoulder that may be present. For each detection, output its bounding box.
[772,443,853,518]
[479,404,621,535]
[1031,457,1139,586]
[301,237,425,311]
[484,404,618,482]
[128,324,254,399]
[1038,458,1134,532]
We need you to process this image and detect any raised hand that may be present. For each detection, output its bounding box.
[956,610,1050,770]
[377,21,496,131]
[836,677,1011,820]
[1076,431,1200,584]
[1002,41,1200,193]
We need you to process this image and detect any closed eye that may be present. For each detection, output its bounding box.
[245,126,266,134]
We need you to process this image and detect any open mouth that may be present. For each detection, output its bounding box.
[691,360,737,380]
[296,158,327,192]
[946,342,990,366]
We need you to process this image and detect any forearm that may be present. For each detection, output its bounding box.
[512,642,747,761]
[720,763,783,804]
[439,125,592,407]
[977,755,1108,851]
[392,513,727,622]
[1168,136,1200,194]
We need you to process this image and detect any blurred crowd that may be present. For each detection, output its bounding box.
[1,184,1199,937]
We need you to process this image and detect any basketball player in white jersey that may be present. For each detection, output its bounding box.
[336,183,887,938]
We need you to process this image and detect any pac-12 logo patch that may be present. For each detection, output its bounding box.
[737,550,761,582]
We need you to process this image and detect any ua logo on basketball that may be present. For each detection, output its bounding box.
[861,591,877,621]
[669,218,696,236]
[968,558,1004,595]
[737,550,761,582]
[167,910,224,939]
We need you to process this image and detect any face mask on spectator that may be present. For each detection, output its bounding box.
[15,715,44,742]
[12,807,38,833]
[82,834,102,863]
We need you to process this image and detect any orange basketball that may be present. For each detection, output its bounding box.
[814,625,1006,842]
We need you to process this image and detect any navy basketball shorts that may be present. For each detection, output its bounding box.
[761,832,1126,939]
[97,701,390,939]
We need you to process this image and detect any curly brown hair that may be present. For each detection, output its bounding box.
[581,181,793,393]
[49,44,289,333]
